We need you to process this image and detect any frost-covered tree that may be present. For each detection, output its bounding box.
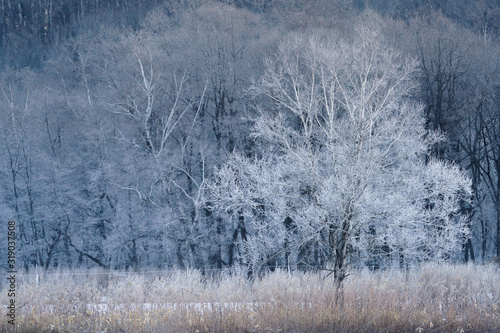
[140,2,274,269]
[209,24,471,288]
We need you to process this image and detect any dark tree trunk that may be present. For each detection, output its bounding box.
[216,217,223,269]
[228,226,239,267]
[329,213,351,307]
[497,199,500,258]
[463,238,475,262]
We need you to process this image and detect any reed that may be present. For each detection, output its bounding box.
[1,263,498,332]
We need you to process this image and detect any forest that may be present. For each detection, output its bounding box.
[1,0,500,278]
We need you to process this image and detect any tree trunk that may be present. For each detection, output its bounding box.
[284,217,293,270]
[329,216,350,307]
[463,238,475,262]
[228,226,239,267]
[497,163,500,258]
[497,198,500,258]
[481,219,487,261]
[216,217,223,269]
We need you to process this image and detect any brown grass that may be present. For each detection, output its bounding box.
[1,264,499,332]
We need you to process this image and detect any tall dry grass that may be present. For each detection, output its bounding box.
[1,263,499,332]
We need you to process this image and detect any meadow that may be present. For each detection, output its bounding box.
[1,263,499,332]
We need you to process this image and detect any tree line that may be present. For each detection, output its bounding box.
[0,0,499,276]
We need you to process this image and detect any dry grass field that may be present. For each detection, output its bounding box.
[1,263,499,332]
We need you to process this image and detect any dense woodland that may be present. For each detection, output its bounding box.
[1,0,499,275]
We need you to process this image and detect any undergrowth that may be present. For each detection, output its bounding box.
[1,263,499,332]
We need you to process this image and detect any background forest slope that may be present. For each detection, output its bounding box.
[0,0,499,274]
